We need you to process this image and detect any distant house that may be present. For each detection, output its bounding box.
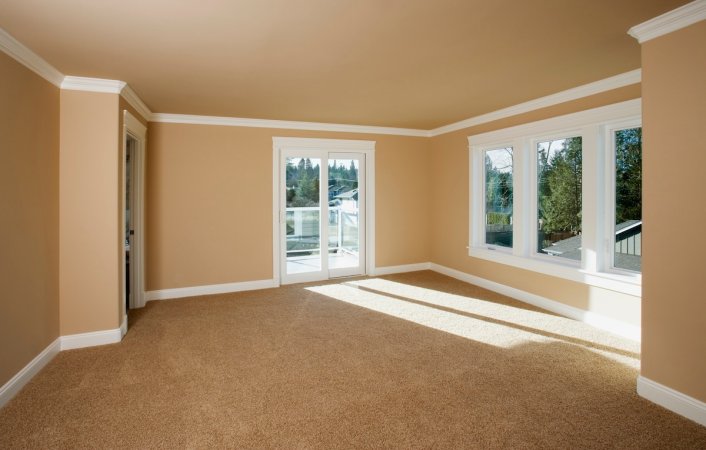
[334,189,359,213]
[542,220,642,271]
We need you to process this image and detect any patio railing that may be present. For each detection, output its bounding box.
[286,206,358,256]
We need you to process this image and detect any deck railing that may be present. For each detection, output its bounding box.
[286,206,358,256]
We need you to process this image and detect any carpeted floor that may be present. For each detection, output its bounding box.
[1,271,705,449]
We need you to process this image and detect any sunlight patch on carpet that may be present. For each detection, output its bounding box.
[307,280,639,367]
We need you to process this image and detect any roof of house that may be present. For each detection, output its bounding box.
[335,189,358,200]
[542,220,642,263]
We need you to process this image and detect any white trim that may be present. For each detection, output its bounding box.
[0,338,60,409]
[637,376,706,426]
[0,25,641,140]
[272,137,376,151]
[60,328,122,351]
[429,263,641,341]
[0,27,64,87]
[628,0,706,44]
[122,111,147,310]
[145,279,278,301]
[429,70,641,137]
[60,76,126,93]
[372,263,432,276]
[121,314,128,337]
[273,137,376,285]
[468,99,641,146]
[272,146,281,287]
[120,84,152,121]
[152,113,429,137]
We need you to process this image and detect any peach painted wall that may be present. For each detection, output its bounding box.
[429,85,643,326]
[145,124,430,291]
[640,21,706,402]
[0,53,60,387]
[59,90,121,335]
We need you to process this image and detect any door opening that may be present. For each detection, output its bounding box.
[121,111,147,328]
[273,138,375,285]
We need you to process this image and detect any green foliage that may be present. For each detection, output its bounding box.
[538,137,582,234]
[285,158,359,207]
[485,150,513,213]
[615,128,642,224]
[486,212,511,225]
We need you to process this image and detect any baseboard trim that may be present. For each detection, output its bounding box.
[429,263,641,341]
[60,327,123,351]
[145,278,278,301]
[372,263,432,276]
[120,314,128,337]
[0,338,60,409]
[637,376,706,426]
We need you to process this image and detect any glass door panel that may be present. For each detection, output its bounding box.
[285,156,323,277]
[328,154,364,277]
[280,150,364,283]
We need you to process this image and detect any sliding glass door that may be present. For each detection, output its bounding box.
[281,151,365,283]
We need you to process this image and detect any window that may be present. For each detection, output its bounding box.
[484,147,513,249]
[612,127,642,272]
[469,100,641,295]
[536,137,582,261]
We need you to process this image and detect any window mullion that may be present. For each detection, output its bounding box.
[581,125,600,273]
[513,138,529,257]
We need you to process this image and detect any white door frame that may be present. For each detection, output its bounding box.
[272,137,375,286]
[122,110,147,316]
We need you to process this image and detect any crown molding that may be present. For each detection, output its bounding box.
[428,69,641,137]
[60,76,126,93]
[150,113,431,137]
[628,0,706,43]
[0,27,64,87]
[3,22,641,139]
[61,77,152,121]
[120,84,152,121]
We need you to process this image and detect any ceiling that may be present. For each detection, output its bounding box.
[0,0,689,129]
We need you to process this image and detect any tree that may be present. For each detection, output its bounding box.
[484,148,513,224]
[539,137,582,234]
[615,128,642,224]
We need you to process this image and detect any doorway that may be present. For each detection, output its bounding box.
[273,138,375,285]
[122,110,147,322]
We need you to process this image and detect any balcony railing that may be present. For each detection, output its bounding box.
[286,206,359,257]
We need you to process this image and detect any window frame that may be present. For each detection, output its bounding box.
[530,131,585,268]
[603,118,643,276]
[468,99,642,296]
[478,144,516,254]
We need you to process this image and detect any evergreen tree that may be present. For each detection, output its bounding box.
[615,128,642,224]
[540,137,582,234]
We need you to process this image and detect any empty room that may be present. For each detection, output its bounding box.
[1,0,705,447]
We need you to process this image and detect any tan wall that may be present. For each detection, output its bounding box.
[146,124,430,290]
[0,53,60,386]
[429,84,643,326]
[640,21,706,402]
[60,90,121,334]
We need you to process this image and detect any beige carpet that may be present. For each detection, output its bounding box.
[1,271,705,449]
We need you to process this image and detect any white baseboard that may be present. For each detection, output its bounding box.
[429,263,641,341]
[372,262,431,276]
[145,278,278,302]
[60,327,123,351]
[638,376,706,427]
[120,314,128,337]
[0,338,60,409]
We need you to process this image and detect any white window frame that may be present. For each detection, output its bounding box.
[603,118,643,276]
[468,99,642,296]
[474,143,516,255]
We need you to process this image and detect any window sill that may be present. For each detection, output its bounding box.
[469,246,641,297]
